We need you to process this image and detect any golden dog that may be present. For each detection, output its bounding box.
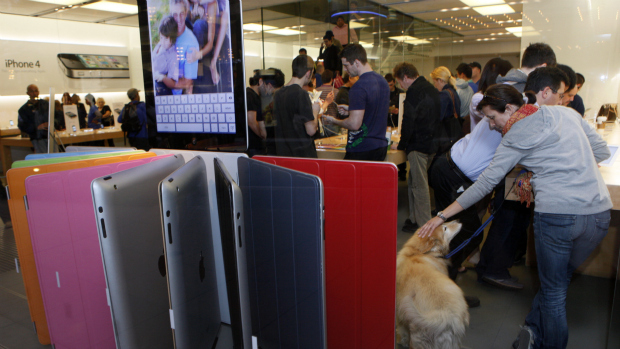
[396,221,469,349]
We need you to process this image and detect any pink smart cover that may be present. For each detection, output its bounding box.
[25,155,173,349]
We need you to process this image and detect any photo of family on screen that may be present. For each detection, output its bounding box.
[147,0,233,96]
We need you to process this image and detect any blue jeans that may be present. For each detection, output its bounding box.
[525,210,610,349]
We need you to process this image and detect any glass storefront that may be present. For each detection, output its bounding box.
[242,0,466,83]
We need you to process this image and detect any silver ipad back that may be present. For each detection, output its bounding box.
[214,158,252,348]
[92,154,185,349]
[159,156,221,348]
[149,149,248,325]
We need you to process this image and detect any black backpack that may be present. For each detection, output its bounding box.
[121,103,142,133]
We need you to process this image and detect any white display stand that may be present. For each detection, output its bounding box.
[63,105,81,133]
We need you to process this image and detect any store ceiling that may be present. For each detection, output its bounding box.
[0,0,523,44]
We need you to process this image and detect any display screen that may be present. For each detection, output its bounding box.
[139,0,244,139]
[77,54,128,69]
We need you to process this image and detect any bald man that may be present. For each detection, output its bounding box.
[18,84,49,153]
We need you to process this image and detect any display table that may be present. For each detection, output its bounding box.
[0,127,123,175]
[314,134,406,165]
[0,128,21,137]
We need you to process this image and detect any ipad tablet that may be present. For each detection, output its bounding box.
[149,149,248,325]
[25,155,172,348]
[159,156,221,348]
[214,157,252,348]
[253,156,398,349]
[92,154,185,348]
[237,157,326,349]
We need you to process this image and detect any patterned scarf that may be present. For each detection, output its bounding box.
[502,103,539,206]
[501,104,539,136]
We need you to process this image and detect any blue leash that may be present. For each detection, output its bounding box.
[443,176,520,259]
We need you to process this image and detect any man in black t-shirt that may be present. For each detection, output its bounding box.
[246,74,266,156]
[318,32,342,76]
[273,55,333,158]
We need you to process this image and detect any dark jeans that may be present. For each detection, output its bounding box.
[344,146,387,161]
[476,178,531,280]
[525,211,610,349]
[193,20,232,94]
[428,154,482,280]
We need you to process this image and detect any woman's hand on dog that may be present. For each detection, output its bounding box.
[417,201,466,238]
[417,217,444,238]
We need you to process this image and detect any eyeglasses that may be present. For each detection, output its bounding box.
[549,87,564,99]
[483,93,507,103]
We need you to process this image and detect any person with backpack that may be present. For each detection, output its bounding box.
[118,88,148,150]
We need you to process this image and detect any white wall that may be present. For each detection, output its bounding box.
[0,13,144,127]
[522,0,620,113]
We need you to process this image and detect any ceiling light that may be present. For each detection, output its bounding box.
[472,4,515,15]
[243,23,277,31]
[30,0,83,5]
[81,1,138,14]
[505,26,536,37]
[349,22,369,29]
[265,29,306,36]
[461,0,505,6]
[388,35,431,45]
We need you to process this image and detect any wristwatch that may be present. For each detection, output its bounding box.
[436,211,447,221]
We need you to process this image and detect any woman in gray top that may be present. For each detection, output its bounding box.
[418,84,612,349]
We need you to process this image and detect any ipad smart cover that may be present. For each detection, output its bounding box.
[25,149,129,160]
[5,151,156,345]
[25,155,172,349]
[92,154,184,348]
[150,149,248,325]
[237,157,326,349]
[159,156,221,348]
[12,150,144,168]
[254,156,398,349]
[214,158,252,348]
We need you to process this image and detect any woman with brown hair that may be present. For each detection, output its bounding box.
[418,84,611,349]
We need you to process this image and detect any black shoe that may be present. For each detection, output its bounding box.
[401,219,418,233]
[398,172,407,181]
[482,275,524,290]
[512,327,534,349]
[464,295,480,308]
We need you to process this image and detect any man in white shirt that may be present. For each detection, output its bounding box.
[332,15,358,45]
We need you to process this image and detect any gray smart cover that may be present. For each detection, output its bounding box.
[237,157,326,349]
[159,156,221,348]
[92,154,185,349]
[214,158,252,349]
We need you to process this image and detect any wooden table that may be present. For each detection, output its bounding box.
[0,128,21,137]
[0,127,124,175]
[314,134,406,165]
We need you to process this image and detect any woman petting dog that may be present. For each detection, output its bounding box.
[418,84,612,349]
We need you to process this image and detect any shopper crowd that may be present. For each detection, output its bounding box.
[243,39,608,349]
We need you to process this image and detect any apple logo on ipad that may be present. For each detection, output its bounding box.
[158,252,166,277]
[199,251,205,282]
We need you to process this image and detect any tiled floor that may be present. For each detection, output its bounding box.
[0,178,616,348]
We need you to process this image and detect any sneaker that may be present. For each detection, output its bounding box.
[481,275,524,290]
[401,219,418,233]
[464,295,480,308]
[512,326,534,349]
